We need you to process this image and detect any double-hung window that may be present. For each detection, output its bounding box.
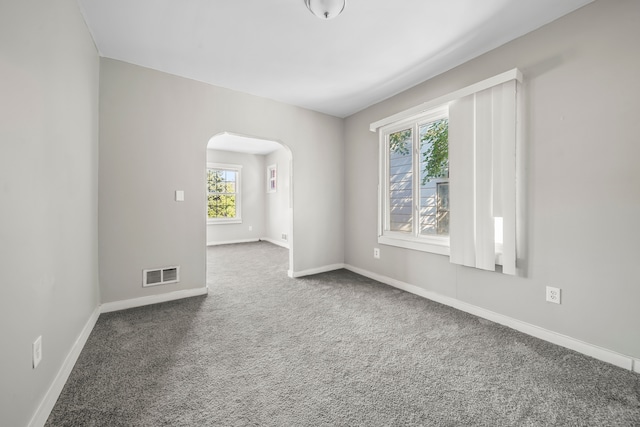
[207,163,242,224]
[267,164,277,193]
[381,107,451,255]
[374,69,522,275]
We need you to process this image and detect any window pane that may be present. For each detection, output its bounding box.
[436,182,449,235]
[207,168,237,219]
[389,128,413,232]
[419,119,448,181]
[419,185,438,235]
[207,170,223,192]
[419,119,449,236]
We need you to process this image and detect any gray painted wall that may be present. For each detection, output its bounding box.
[344,0,640,359]
[206,149,265,245]
[264,147,291,247]
[99,58,344,303]
[0,0,100,425]
[4,1,638,425]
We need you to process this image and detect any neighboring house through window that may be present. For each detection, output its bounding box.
[382,107,450,255]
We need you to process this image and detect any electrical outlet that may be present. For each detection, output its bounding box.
[33,336,42,369]
[546,286,561,304]
[281,233,288,241]
[248,225,253,231]
[373,247,380,259]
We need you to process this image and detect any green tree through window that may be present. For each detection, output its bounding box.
[207,168,237,219]
[420,118,448,184]
[388,117,449,236]
[389,120,448,181]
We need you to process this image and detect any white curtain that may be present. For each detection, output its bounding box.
[449,80,517,275]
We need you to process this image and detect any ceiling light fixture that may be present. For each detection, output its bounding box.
[305,0,345,20]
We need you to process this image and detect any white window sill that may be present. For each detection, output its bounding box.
[378,233,450,256]
[378,234,504,264]
[207,218,242,225]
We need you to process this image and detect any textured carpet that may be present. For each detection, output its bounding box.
[47,242,640,426]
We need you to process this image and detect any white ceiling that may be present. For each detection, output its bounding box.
[78,0,593,118]
[208,133,284,155]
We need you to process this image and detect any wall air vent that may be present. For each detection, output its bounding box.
[143,266,180,287]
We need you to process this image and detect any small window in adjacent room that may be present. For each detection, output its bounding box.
[207,163,242,223]
[267,164,277,193]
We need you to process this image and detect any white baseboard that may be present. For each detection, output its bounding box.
[27,287,209,426]
[207,238,259,246]
[260,237,290,249]
[344,264,637,372]
[28,306,100,427]
[100,287,209,313]
[289,263,345,278]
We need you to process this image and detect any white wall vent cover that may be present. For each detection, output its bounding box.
[143,266,180,287]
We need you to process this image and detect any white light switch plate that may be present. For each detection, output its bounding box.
[175,190,184,202]
[33,336,42,369]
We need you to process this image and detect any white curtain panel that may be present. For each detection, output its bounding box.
[449,80,518,275]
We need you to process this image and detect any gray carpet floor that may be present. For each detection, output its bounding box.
[47,241,640,426]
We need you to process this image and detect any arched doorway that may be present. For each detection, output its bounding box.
[205,132,293,277]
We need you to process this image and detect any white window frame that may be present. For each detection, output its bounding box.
[378,106,451,256]
[372,68,522,274]
[267,164,277,193]
[207,162,242,224]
